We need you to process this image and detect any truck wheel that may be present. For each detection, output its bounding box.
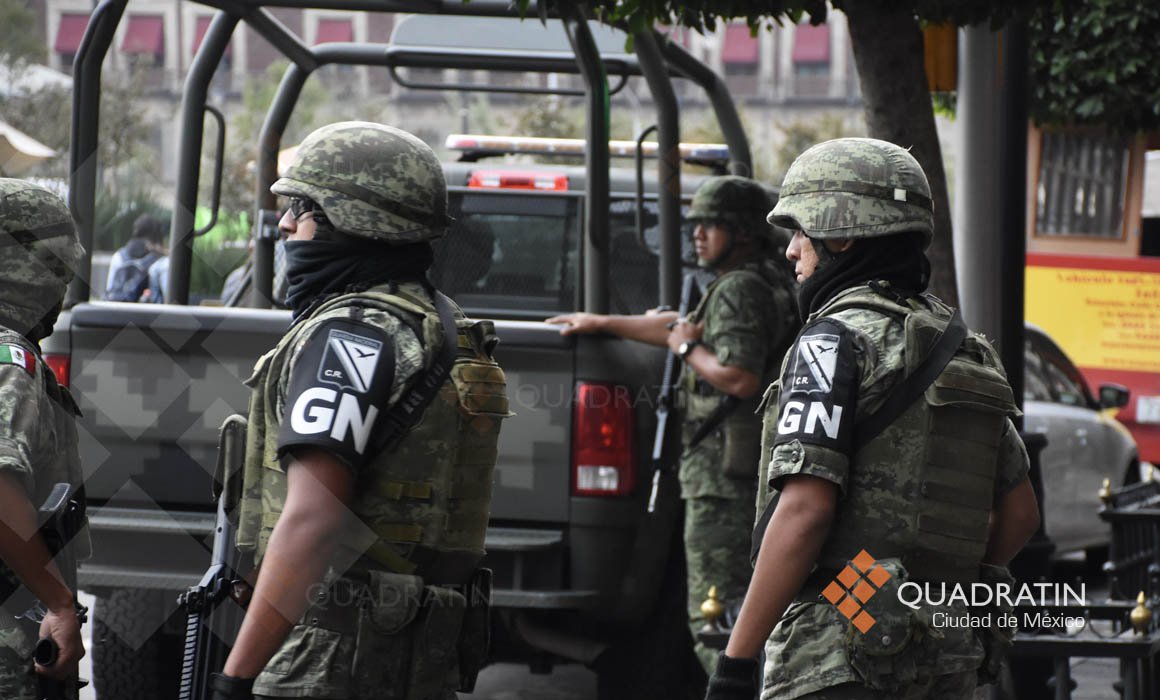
[594,559,707,700]
[92,588,183,700]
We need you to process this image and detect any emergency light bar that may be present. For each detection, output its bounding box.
[446,134,731,164]
[468,170,569,190]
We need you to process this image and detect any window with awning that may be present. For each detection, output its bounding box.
[722,24,758,65]
[315,18,354,44]
[121,15,164,56]
[55,13,90,55]
[193,16,232,58]
[792,24,830,64]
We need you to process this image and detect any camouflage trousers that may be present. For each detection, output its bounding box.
[685,490,757,675]
[254,575,463,700]
[0,623,40,700]
[792,674,977,699]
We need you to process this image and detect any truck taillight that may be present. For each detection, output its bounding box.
[43,353,70,388]
[572,382,635,497]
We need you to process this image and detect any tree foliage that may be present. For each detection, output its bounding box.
[0,0,44,69]
[548,0,1033,33]
[1029,0,1160,133]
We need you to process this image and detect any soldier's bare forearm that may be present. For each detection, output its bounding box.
[0,473,73,611]
[546,311,675,346]
[985,477,1040,566]
[224,450,353,678]
[680,349,760,398]
[724,475,835,660]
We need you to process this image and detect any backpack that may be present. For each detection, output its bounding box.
[106,252,160,302]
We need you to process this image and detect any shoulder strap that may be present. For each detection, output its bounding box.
[367,291,459,456]
[750,308,967,564]
[852,308,967,451]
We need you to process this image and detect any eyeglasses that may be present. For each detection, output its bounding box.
[286,197,320,220]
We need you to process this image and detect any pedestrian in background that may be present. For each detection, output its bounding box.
[548,175,798,675]
[705,138,1041,700]
[208,122,510,700]
[105,213,166,302]
[0,179,87,699]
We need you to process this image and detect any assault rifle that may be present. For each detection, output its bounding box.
[647,272,703,513]
[178,414,249,700]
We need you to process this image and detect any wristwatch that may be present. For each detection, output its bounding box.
[678,340,702,359]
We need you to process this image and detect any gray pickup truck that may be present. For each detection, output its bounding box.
[50,4,756,699]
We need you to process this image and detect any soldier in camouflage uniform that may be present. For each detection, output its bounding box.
[548,176,798,674]
[210,123,510,700]
[0,179,87,698]
[705,138,1043,700]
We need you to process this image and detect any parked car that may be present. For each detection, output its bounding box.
[1023,322,1139,556]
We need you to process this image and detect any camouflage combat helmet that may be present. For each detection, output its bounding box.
[688,175,786,244]
[272,121,451,243]
[768,137,933,248]
[0,178,83,333]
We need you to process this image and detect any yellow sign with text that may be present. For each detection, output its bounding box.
[1026,265,1160,373]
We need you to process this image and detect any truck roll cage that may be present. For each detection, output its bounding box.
[67,0,752,314]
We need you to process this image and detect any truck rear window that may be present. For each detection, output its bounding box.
[431,192,580,318]
[431,192,688,318]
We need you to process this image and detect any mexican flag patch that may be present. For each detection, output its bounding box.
[0,345,35,377]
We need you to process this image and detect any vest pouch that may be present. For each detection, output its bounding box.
[451,359,513,418]
[407,583,467,698]
[844,558,940,691]
[352,571,424,700]
[722,417,761,480]
[975,564,1016,685]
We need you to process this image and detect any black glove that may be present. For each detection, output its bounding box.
[705,652,759,700]
[210,672,255,700]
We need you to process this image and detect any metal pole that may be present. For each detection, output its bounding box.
[252,66,310,308]
[168,11,239,305]
[66,0,126,306]
[562,3,610,313]
[634,31,681,309]
[658,39,752,178]
[999,20,1029,417]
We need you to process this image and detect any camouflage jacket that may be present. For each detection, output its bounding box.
[678,258,796,500]
[756,285,1028,698]
[0,328,84,600]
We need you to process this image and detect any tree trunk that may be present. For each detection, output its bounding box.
[841,0,958,307]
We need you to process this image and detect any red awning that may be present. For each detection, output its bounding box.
[721,24,758,64]
[193,16,231,58]
[315,18,353,44]
[55,13,90,54]
[792,24,830,64]
[121,15,164,55]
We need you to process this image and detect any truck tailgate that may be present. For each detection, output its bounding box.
[69,302,287,509]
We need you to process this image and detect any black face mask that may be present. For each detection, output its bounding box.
[796,232,930,321]
[282,239,434,320]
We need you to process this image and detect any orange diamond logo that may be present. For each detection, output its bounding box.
[837,595,861,619]
[868,565,891,587]
[837,566,860,588]
[852,611,877,634]
[852,580,877,603]
[852,549,876,572]
[820,550,893,632]
[822,581,846,605]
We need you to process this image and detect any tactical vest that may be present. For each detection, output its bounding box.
[236,284,509,585]
[811,288,1018,584]
[681,264,795,471]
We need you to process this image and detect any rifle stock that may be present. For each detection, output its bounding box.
[178,414,248,700]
